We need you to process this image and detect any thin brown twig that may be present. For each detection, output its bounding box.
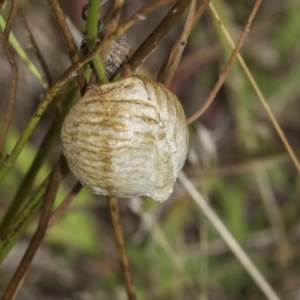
[127,0,191,73]
[159,0,197,86]
[0,0,20,158]
[178,171,281,300]
[47,0,86,93]
[103,0,125,33]
[17,9,52,87]
[208,3,300,175]
[109,0,178,72]
[158,0,210,85]
[127,0,177,28]
[104,0,176,35]
[191,0,210,28]
[101,0,125,63]
[1,156,65,300]
[108,196,137,300]
[187,0,262,124]
[47,182,82,231]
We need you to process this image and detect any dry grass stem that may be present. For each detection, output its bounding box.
[178,171,281,300]
[187,0,262,124]
[191,0,210,28]
[207,1,300,174]
[159,0,196,86]
[102,0,125,63]
[17,9,52,86]
[0,0,20,157]
[127,0,191,73]
[158,0,210,86]
[47,0,86,92]
[103,0,125,33]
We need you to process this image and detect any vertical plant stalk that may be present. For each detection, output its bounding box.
[87,0,126,85]
[103,0,124,32]
[187,0,262,124]
[108,196,137,300]
[0,0,20,157]
[17,9,53,86]
[1,157,65,300]
[178,171,281,300]
[102,0,124,60]
[86,0,108,84]
[159,0,197,86]
[127,0,191,73]
[47,0,86,92]
[158,0,210,85]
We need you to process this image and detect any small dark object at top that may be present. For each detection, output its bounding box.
[80,4,132,80]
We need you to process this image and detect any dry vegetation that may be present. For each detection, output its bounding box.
[0,0,300,299]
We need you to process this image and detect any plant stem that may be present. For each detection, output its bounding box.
[178,171,281,300]
[86,0,108,84]
[127,0,191,73]
[186,0,261,124]
[47,0,86,92]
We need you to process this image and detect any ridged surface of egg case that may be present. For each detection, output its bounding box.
[61,76,189,202]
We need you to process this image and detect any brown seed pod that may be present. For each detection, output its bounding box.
[61,76,189,202]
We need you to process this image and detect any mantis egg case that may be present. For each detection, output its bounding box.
[61,76,189,202]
